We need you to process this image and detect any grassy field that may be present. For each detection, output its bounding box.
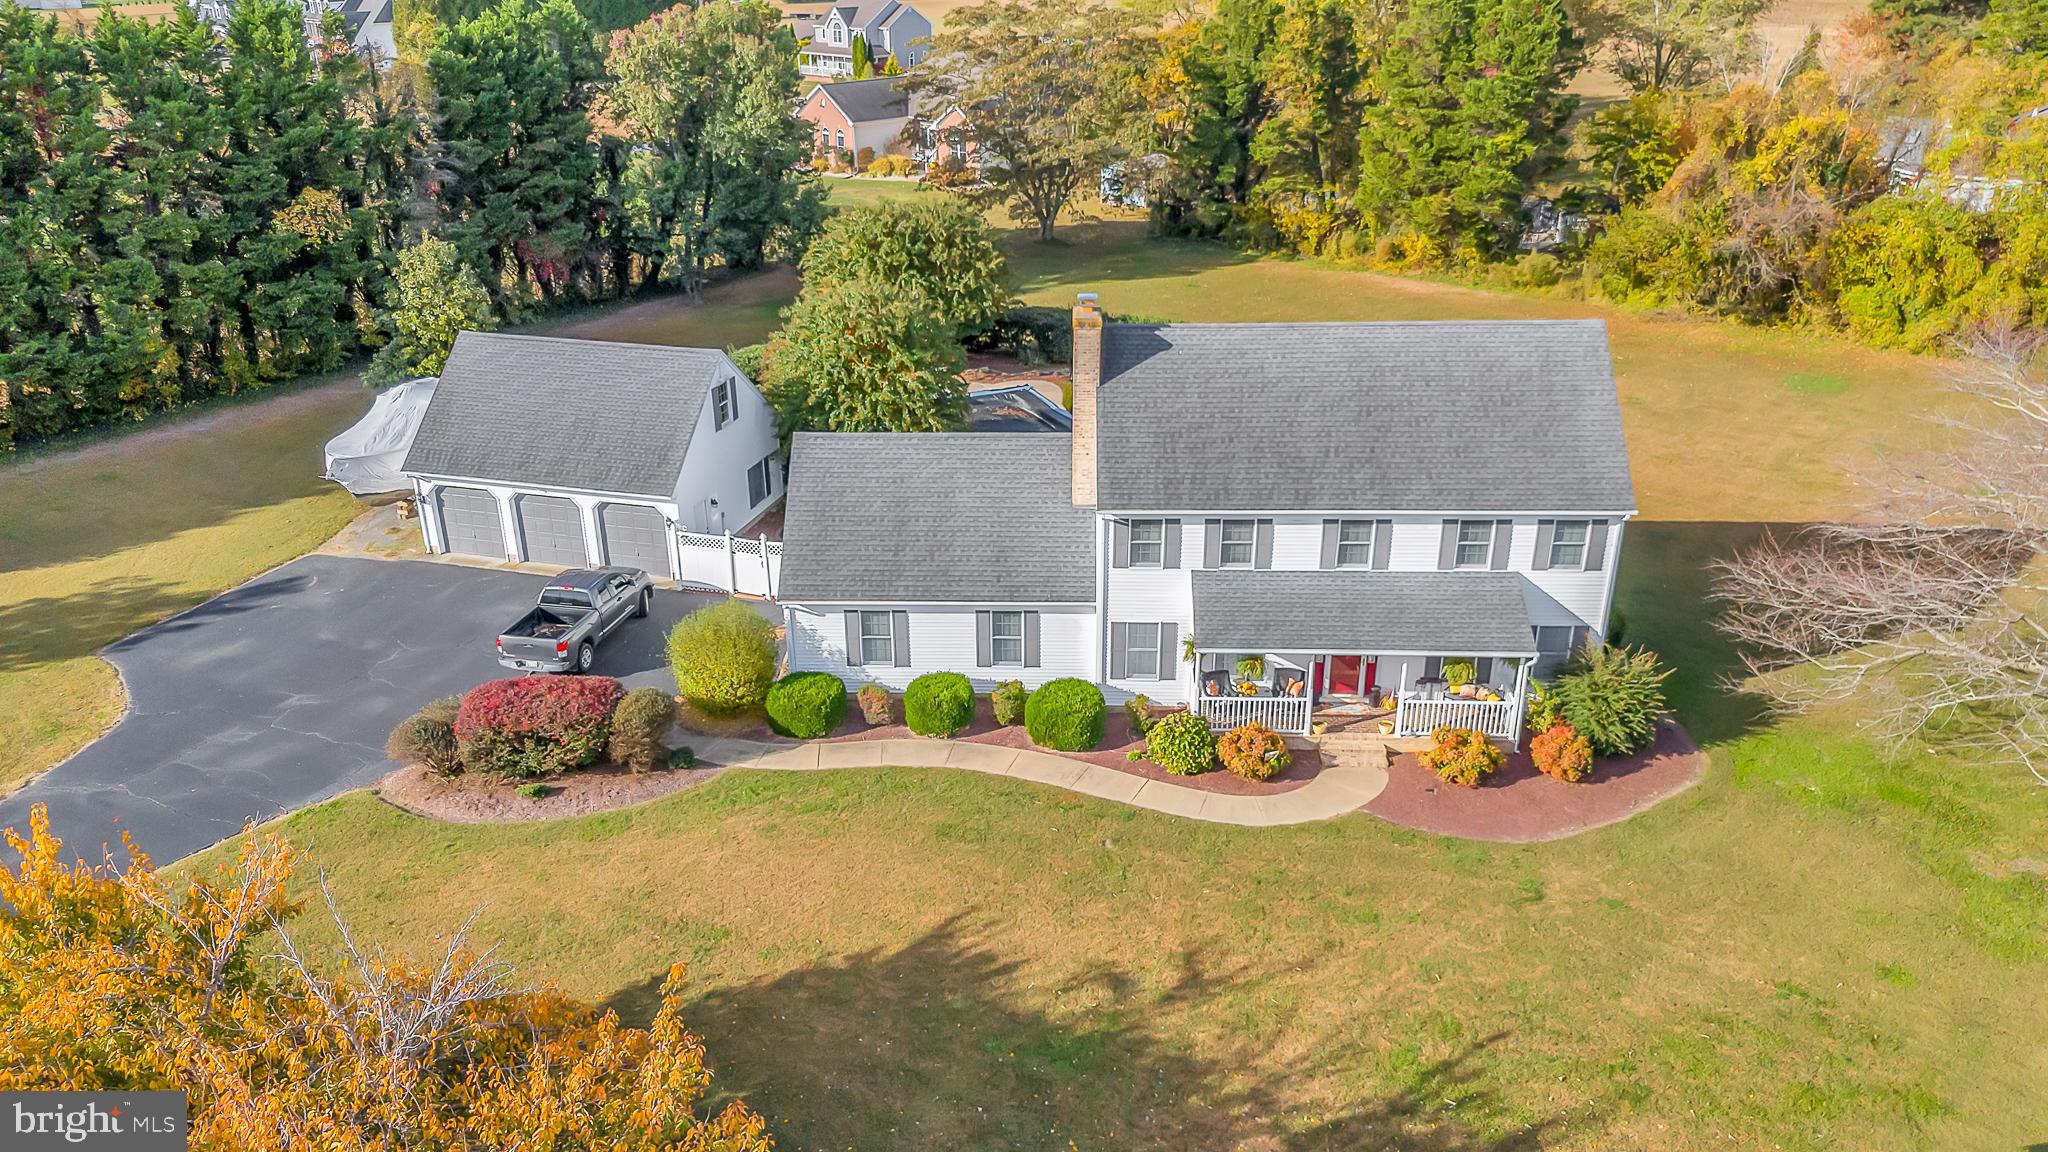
[12,184,2040,1147]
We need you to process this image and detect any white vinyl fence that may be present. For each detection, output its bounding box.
[1193,694,1312,735]
[676,531,781,598]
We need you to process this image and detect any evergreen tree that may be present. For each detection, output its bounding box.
[851,31,872,77]
[430,0,604,313]
[1353,0,1578,256]
[606,1,822,289]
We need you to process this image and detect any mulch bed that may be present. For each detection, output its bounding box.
[375,761,724,823]
[1364,722,1706,843]
[682,696,1321,796]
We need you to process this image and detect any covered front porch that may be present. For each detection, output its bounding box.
[1184,570,1539,745]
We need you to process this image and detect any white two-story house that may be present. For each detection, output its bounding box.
[793,0,930,77]
[778,296,1636,743]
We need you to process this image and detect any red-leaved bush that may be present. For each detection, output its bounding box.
[1529,722,1593,782]
[454,676,623,779]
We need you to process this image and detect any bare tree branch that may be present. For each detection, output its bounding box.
[1712,325,2048,783]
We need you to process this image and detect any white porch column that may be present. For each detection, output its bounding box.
[1511,658,1532,750]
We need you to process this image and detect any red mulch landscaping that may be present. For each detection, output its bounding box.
[1364,722,1705,843]
[376,761,724,823]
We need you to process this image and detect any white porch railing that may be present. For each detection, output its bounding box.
[1393,695,1521,741]
[1193,694,1311,735]
[676,531,781,598]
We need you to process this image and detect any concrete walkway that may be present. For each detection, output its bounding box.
[681,735,1390,826]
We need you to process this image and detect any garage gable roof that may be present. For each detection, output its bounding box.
[402,332,727,498]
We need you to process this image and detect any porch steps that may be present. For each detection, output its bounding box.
[1307,728,1396,773]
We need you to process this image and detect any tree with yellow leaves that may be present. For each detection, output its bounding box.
[0,804,773,1151]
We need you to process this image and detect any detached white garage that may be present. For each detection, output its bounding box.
[400,332,784,581]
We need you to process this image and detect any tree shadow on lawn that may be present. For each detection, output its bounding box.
[607,915,1566,1151]
[0,573,308,670]
[1614,521,1806,748]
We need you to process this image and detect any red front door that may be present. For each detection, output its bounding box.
[1329,655,1376,697]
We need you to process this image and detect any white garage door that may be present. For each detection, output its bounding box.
[600,504,672,578]
[436,487,503,558]
[517,495,587,567]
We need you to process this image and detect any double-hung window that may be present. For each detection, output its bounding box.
[1549,519,1590,569]
[747,453,776,506]
[1125,622,1161,680]
[712,382,735,429]
[1217,519,1256,568]
[1128,519,1165,566]
[1454,520,1493,569]
[1335,520,1375,568]
[990,611,1024,666]
[858,611,894,665]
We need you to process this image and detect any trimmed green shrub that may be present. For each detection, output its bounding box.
[904,672,974,737]
[1418,726,1503,787]
[670,746,696,769]
[1530,723,1594,782]
[609,687,677,772]
[516,782,548,799]
[1024,678,1106,751]
[856,683,894,726]
[666,600,778,713]
[990,679,1028,726]
[766,672,848,738]
[386,696,462,775]
[1216,722,1290,781]
[1123,693,1153,738]
[1145,710,1215,776]
[1553,643,1672,756]
[454,677,623,779]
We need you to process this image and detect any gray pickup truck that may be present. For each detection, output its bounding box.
[495,568,655,674]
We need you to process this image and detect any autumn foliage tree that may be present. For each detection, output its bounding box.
[0,804,773,1150]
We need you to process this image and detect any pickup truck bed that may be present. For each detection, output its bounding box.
[504,606,589,642]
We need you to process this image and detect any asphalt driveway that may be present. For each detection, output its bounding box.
[1,555,735,864]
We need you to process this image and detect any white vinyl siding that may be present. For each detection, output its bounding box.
[787,606,1095,691]
[670,360,780,533]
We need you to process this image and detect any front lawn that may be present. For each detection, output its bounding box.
[226,730,2044,1150]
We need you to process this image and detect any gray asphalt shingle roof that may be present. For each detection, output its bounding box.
[819,76,910,124]
[402,332,725,498]
[778,432,1098,602]
[1096,320,1634,513]
[1192,570,1536,655]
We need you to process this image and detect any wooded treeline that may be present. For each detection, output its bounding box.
[0,0,818,449]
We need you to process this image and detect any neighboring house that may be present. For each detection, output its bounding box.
[778,298,1637,742]
[799,76,913,161]
[401,333,782,581]
[911,106,975,170]
[1879,114,2035,213]
[187,0,394,65]
[793,0,929,78]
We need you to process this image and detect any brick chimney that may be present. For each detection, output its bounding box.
[1070,292,1102,508]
